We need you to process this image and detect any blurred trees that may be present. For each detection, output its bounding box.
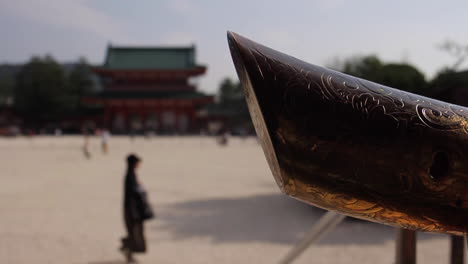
[67,58,94,109]
[14,55,94,125]
[430,40,468,106]
[428,68,468,106]
[438,40,468,70]
[341,55,427,93]
[342,55,383,83]
[15,56,68,123]
[214,78,251,130]
[378,64,427,94]
[218,78,245,109]
[340,54,468,106]
[0,67,14,107]
[430,69,468,92]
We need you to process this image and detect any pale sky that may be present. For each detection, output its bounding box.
[1,0,468,93]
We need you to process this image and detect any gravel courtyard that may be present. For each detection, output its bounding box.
[0,136,453,263]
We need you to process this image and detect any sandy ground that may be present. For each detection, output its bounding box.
[0,136,456,264]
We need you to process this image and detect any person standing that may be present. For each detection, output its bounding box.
[82,125,92,159]
[101,129,110,154]
[120,154,154,263]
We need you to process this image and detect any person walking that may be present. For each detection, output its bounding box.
[120,154,154,263]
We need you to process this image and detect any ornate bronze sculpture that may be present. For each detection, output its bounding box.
[227,32,467,236]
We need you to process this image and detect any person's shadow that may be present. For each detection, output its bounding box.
[150,193,441,245]
[88,260,126,264]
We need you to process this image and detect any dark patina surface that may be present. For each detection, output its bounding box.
[228,32,468,235]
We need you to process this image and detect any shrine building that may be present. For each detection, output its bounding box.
[86,44,213,134]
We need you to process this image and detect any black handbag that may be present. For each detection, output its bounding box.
[135,187,155,221]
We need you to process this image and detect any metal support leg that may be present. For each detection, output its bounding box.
[278,211,346,264]
[395,229,417,264]
[450,235,465,264]
[466,235,468,264]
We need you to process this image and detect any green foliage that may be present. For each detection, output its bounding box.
[67,57,94,109]
[427,68,468,104]
[14,56,94,123]
[15,56,67,121]
[430,68,468,89]
[379,64,427,93]
[0,74,14,106]
[342,55,427,93]
[218,78,243,105]
[343,55,383,83]
[216,77,251,127]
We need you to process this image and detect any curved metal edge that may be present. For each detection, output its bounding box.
[227,31,286,192]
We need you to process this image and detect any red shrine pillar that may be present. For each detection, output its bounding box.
[103,106,112,129]
[123,106,130,132]
[173,104,179,134]
[153,105,159,133]
[188,104,197,132]
[137,102,145,131]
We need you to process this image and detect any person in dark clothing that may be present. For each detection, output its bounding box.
[120,154,153,263]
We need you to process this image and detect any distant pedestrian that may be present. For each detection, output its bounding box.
[129,129,136,142]
[101,129,110,154]
[120,154,154,263]
[54,128,62,137]
[82,125,92,159]
[217,129,229,146]
[144,129,155,139]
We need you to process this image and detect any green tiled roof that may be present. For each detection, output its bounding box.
[103,45,201,70]
[97,90,212,99]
